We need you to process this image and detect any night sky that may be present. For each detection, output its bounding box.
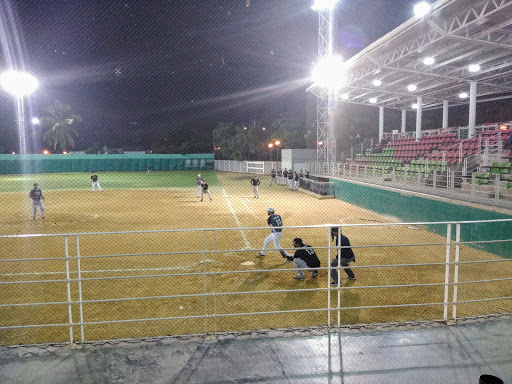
[1,0,433,153]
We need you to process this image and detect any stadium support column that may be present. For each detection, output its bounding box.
[401,109,406,135]
[379,106,384,142]
[416,96,423,141]
[468,81,477,138]
[442,100,449,130]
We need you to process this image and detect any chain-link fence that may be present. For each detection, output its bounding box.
[1,220,511,346]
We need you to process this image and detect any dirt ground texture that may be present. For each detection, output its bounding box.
[0,171,510,345]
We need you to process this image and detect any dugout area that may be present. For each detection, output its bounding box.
[0,170,510,345]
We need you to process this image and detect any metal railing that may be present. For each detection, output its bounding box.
[311,161,512,208]
[1,221,511,346]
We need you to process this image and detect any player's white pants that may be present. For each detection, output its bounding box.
[293,258,316,278]
[147,170,152,175]
[201,189,212,201]
[270,177,276,186]
[92,182,102,192]
[252,185,259,198]
[288,179,293,189]
[197,185,202,196]
[32,200,45,219]
[293,180,298,190]
[279,176,283,185]
[261,231,291,257]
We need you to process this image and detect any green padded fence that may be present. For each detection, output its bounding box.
[0,154,214,175]
[330,178,512,258]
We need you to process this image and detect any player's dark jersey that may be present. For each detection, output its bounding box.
[283,170,288,177]
[333,234,355,262]
[293,244,320,268]
[267,214,283,232]
[271,170,276,177]
[147,166,152,170]
[29,188,43,201]
[288,172,293,179]
[91,174,99,182]
[294,173,299,181]
[250,178,260,186]
[278,171,283,177]
[202,183,209,191]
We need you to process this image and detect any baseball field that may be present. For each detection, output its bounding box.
[0,170,510,345]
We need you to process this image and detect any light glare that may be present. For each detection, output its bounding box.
[311,0,339,11]
[414,2,430,17]
[341,93,349,100]
[0,71,39,97]
[373,79,382,87]
[459,92,468,99]
[423,57,435,65]
[312,55,346,89]
[408,84,417,92]
[468,64,481,72]
[412,103,418,109]
[369,97,377,104]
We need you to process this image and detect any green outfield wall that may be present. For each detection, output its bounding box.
[330,179,512,258]
[0,154,214,174]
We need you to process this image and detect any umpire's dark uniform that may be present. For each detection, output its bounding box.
[331,229,356,284]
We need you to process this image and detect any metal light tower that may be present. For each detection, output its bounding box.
[313,0,338,165]
[0,71,39,155]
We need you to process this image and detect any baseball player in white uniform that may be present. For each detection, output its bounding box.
[91,172,103,192]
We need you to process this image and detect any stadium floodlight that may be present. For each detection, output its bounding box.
[372,79,382,87]
[459,92,468,99]
[369,97,377,104]
[312,55,346,89]
[0,70,38,97]
[1,70,39,155]
[341,93,349,100]
[42,149,50,154]
[407,84,417,92]
[275,140,281,146]
[32,117,40,125]
[468,64,481,72]
[311,0,339,11]
[499,125,508,131]
[423,57,435,65]
[414,2,430,17]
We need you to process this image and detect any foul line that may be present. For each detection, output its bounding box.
[241,198,255,216]
[220,185,251,249]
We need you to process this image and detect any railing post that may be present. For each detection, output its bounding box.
[203,230,208,336]
[75,236,84,344]
[64,236,74,345]
[451,223,461,323]
[433,170,437,189]
[443,224,452,323]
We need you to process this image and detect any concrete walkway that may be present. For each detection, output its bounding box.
[1,315,511,384]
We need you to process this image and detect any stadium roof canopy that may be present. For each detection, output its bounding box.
[308,0,512,112]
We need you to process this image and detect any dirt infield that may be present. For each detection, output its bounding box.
[0,171,510,345]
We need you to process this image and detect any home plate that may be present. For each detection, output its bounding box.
[241,261,255,266]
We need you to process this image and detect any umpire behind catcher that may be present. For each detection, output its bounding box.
[330,227,356,285]
[286,238,320,280]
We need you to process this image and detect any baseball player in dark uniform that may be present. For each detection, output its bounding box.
[257,207,292,261]
[286,238,320,280]
[287,170,294,189]
[330,227,356,285]
[201,179,212,201]
[29,183,45,220]
[147,165,152,175]
[270,169,277,186]
[283,169,288,185]
[277,169,283,185]
[293,172,299,190]
[250,175,260,198]
[91,172,103,192]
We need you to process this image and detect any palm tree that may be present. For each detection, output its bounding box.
[41,101,82,152]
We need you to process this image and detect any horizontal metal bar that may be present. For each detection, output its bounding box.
[1,219,511,239]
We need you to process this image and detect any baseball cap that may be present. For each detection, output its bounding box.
[265,207,275,213]
[33,183,38,187]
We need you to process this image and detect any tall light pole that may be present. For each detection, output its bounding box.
[0,70,39,155]
[268,143,273,168]
[275,140,281,168]
[312,0,340,165]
